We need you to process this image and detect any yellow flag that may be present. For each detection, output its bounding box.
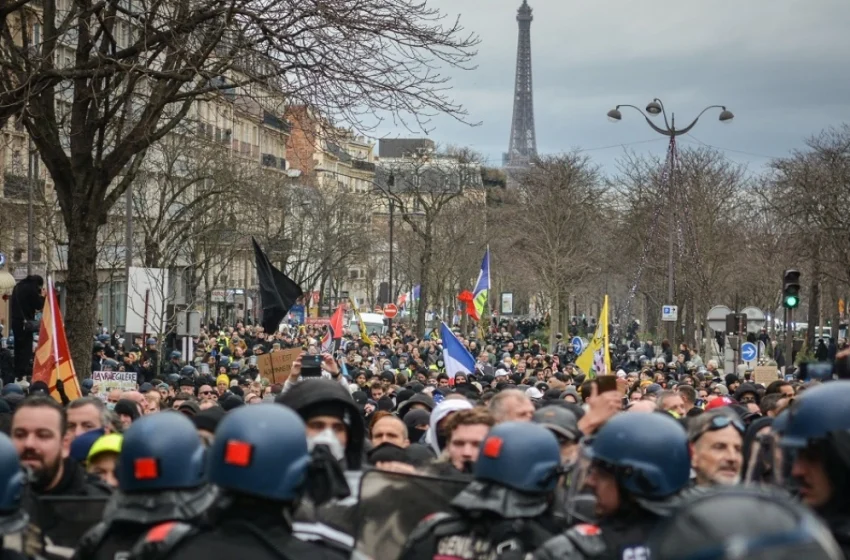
[348,297,374,346]
[575,295,611,379]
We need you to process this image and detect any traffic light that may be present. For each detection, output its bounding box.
[783,269,801,309]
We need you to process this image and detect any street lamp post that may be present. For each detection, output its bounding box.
[606,99,734,344]
[387,172,395,331]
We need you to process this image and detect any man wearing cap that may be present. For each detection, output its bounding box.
[533,406,580,465]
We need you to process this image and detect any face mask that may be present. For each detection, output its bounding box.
[411,427,428,443]
[106,403,116,411]
[399,362,407,368]
[307,428,346,462]
[436,431,448,451]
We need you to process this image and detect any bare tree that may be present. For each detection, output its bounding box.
[501,153,607,349]
[2,0,478,372]
[375,147,481,333]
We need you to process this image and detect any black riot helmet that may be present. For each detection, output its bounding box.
[648,487,844,560]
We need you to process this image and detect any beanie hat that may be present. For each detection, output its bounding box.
[216,374,230,386]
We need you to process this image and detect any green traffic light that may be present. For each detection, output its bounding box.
[785,295,799,308]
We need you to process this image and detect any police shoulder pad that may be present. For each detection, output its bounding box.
[572,524,602,537]
[409,512,466,542]
[131,521,196,559]
[566,524,606,557]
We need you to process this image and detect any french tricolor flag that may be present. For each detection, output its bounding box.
[440,322,475,380]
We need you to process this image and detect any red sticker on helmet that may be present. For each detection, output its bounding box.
[224,440,253,467]
[134,457,159,480]
[483,436,503,458]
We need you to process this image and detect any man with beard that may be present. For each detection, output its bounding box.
[11,396,110,497]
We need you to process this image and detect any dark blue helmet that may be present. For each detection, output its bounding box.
[117,412,206,492]
[648,487,844,560]
[780,381,850,449]
[587,412,690,499]
[0,432,27,535]
[170,351,182,360]
[208,404,310,501]
[475,421,560,493]
[180,365,197,377]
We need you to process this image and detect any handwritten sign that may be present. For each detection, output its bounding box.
[257,348,301,384]
[753,365,779,386]
[90,371,138,401]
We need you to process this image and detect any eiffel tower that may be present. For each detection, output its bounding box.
[503,0,537,170]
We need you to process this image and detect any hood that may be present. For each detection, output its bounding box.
[277,379,366,470]
[733,382,760,403]
[397,393,435,419]
[425,399,473,454]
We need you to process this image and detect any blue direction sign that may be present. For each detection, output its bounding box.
[571,336,585,355]
[740,342,757,362]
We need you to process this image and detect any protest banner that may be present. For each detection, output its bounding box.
[257,348,301,384]
[90,371,138,401]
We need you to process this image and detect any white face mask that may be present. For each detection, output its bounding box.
[307,428,345,462]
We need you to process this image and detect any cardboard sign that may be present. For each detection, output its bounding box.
[257,348,301,383]
[753,365,779,386]
[90,371,138,401]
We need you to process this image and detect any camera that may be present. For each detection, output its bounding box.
[301,354,323,377]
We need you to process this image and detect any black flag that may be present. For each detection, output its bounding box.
[252,237,304,334]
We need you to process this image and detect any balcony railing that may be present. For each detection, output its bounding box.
[352,159,376,173]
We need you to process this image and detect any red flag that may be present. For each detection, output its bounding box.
[457,290,478,321]
[31,279,83,402]
[320,305,346,353]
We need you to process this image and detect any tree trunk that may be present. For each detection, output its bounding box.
[806,258,820,351]
[65,220,101,379]
[829,282,840,345]
[549,290,560,351]
[416,225,433,334]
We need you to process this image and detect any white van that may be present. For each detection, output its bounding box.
[349,312,387,337]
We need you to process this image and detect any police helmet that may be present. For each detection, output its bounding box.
[475,421,561,493]
[586,412,690,500]
[170,350,182,360]
[146,337,156,346]
[780,381,850,449]
[648,487,844,560]
[180,365,197,377]
[208,404,310,502]
[96,334,110,343]
[117,412,206,492]
[93,342,104,352]
[0,432,28,535]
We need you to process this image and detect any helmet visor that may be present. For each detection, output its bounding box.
[563,443,605,525]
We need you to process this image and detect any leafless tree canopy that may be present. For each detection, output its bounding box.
[2,0,478,373]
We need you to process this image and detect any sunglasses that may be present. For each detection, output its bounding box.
[691,415,745,442]
[199,390,213,395]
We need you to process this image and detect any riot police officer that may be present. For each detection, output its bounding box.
[774,381,850,556]
[132,404,347,560]
[533,412,691,559]
[648,487,844,560]
[0,432,30,559]
[400,421,563,560]
[74,412,215,559]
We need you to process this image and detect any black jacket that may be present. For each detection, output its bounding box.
[38,458,112,498]
[132,505,347,560]
[10,277,43,332]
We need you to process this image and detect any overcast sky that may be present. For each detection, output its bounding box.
[376,0,850,174]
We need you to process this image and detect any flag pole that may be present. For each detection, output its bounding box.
[49,277,62,388]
